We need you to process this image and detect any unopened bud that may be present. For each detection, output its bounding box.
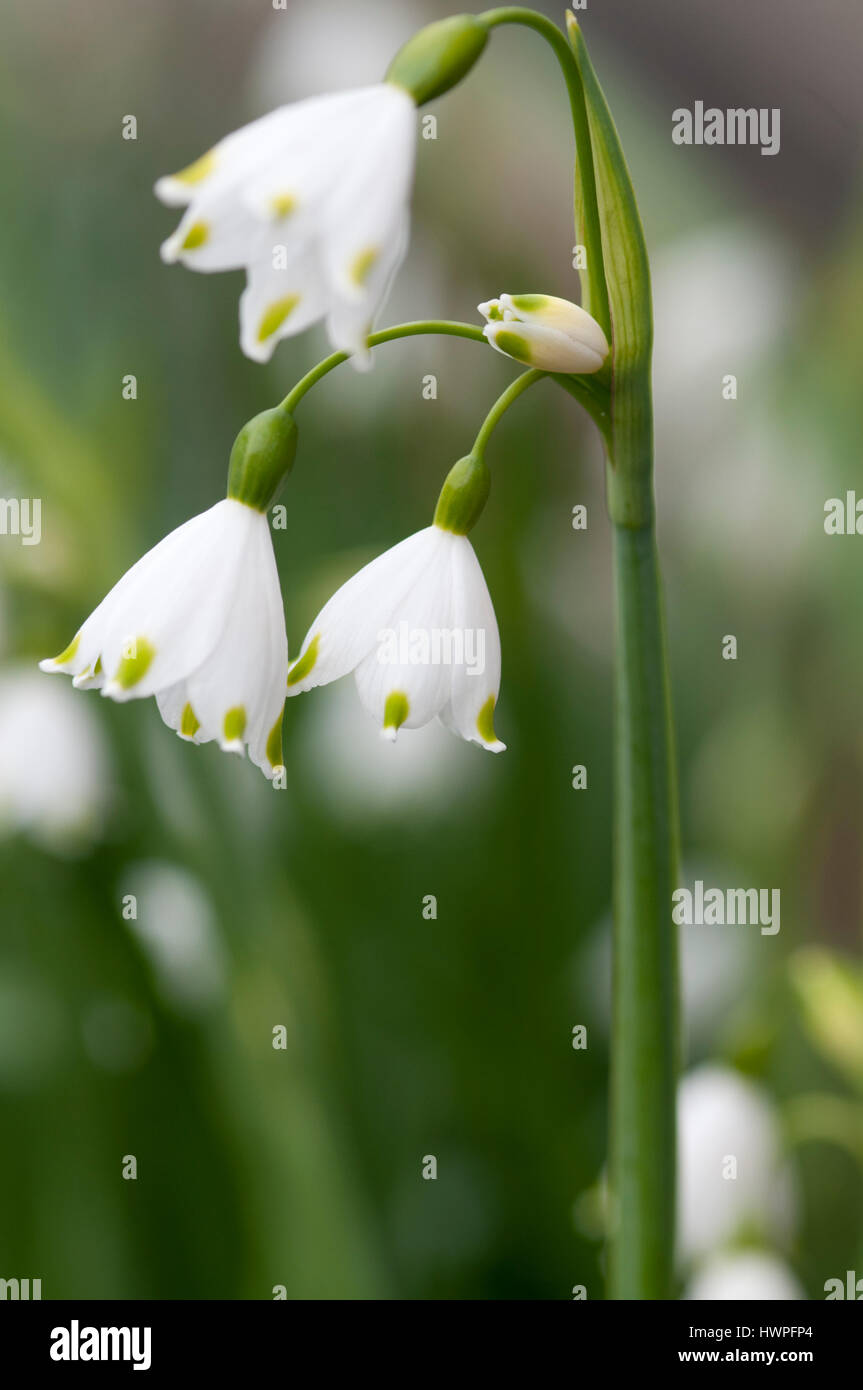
[479,293,609,374]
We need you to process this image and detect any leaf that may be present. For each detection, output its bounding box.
[567,14,654,521]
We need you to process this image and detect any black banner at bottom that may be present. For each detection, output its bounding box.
[0,1296,859,1375]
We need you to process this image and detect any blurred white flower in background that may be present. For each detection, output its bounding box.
[677,1064,796,1267]
[653,223,792,407]
[580,876,754,1055]
[685,1250,804,1301]
[296,678,482,825]
[652,223,822,583]
[0,665,110,853]
[246,0,499,430]
[156,85,416,365]
[122,861,226,1013]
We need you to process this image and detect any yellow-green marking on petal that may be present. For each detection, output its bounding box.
[180,703,200,738]
[52,633,81,665]
[476,694,499,744]
[257,294,300,343]
[493,329,533,364]
[172,149,216,186]
[266,708,284,768]
[270,193,297,218]
[180,220,210,251]
[383,690,409,734]
[114,638,155,690]
[349,246,379,287]
[287,633,319,687]
[224,706,247,743]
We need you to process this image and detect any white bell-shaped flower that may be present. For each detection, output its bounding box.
[40,499,287,779]
[479,293,609,373]
[287,524,505,752]
[155,84,416,366]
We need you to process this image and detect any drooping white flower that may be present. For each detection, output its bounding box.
[479,293,609,373]
[155,84,416,366]
[287,524,504,752]
[39,499,287,779]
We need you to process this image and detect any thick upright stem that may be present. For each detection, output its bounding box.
[610,520,678,1299]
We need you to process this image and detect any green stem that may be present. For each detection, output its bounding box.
[280,320,486,414]
[610,520,678,1299]
[471,368,545,458]
[479,7,610,337]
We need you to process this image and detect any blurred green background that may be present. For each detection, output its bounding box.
[1,0,862,1300]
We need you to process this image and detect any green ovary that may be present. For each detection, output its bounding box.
[287,634,320,687]
[223,706,247,743]
[114,638,155,689]
[258,294,300,343]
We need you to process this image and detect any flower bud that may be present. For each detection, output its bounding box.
[386,15,489,106]
[433,453,491,536]
[226,405,298,512]
[479,293,609,374]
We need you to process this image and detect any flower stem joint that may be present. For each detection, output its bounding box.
[226,404,298,512]
[386,14,489,104]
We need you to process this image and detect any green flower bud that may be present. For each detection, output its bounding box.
[433,453,491,536]
[226,405,298,512]
[386,15,489,106]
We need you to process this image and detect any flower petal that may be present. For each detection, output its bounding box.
[75,500,252,701]
[439,536,505,752]
[239,246,329,363]
[184,513,288,764]
[287,526,444,695]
